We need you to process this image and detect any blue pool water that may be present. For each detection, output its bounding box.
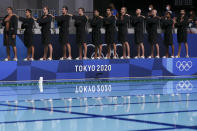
[0,78,196,131]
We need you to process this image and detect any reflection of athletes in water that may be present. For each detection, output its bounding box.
[17,9,35,61]
[103,8,117,59]
[174,9,189,58]
[36,6,53,60]
[89,9,103,59]
[161,12,175,58]
[132,9,145,59]
[2,7,18,61]
[116,7,130,59]
[146,9,160,58]
[72,8,88,60]
[53,6,72,60]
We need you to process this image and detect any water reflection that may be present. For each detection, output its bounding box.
[0,79,196,131]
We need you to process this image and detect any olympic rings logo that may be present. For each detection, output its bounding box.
[176,80,193,91]
[87,43,122,58]
[176,61,192,71]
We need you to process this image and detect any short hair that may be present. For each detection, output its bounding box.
[62,6,68,10]
[122,7,127,12]
[136,9,141,13]
[79,7,85,12]
[166,4,171,8]
[26,9,32,14]
[166,11,171,16]
[149,4,153,7]
[43,6,49,12]
[7,7,13,11]
[152,9,157,13]
[94,9,100,12]
[106,8,111,11]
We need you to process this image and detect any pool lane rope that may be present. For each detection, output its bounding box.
[0,75,197,87]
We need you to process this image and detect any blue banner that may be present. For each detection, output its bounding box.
[0,34,196,60]
[0,58,196,81]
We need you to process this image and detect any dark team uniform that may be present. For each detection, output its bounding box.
[103,16,116,45]
[132,15,144,44]
[19,17,34,47]
[116,15,130,43]
[55,15,71,45]
[73,15,87,45]
[175,16,188,43]
[37,15,52,45]
[146,16,159,44]
[89,16,103,46]
[2,15,18,46]
[161,18,173,46]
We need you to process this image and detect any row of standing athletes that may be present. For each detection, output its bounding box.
[2,6,189,61]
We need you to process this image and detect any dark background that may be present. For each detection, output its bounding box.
[94,0,197,16]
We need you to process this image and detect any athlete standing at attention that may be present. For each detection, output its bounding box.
[2,7,18,61]
[146,9,160,58]
[103,8,117,59]
[36,6,53,60]
[89,9,103,59]
[174,9,189,58]
[17,9,35,61]
[72,8,88,60]
[132,9,145,59]
[161,12,175,58]
[116,7,130,59]
[53,6,72,60]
